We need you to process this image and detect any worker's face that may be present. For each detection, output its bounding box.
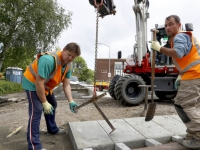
[61,50,77,65]
[165,17,181,37]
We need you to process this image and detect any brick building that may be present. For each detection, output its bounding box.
[95,58,126,82]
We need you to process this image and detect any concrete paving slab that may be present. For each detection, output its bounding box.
[68,115,187,150]
[98,119,146,149]
[152,115,186,137]
[169,115,183,122]
[68,121,114,150]
[124,117,173,144]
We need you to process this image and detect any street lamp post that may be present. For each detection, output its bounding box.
[98,43,111,82]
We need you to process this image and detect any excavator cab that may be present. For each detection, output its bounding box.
[89,0,116,18]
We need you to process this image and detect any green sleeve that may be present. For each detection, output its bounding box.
[38,55,55,79]
[65,68,72,79]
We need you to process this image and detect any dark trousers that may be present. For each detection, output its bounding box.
[26,90,59,150]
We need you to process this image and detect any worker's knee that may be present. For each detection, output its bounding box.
[174,104,191,123]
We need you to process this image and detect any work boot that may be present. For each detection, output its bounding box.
[183,139,200,149]
[47,128,66,135]
[55,128,66,135]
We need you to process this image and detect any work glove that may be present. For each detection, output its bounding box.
[174,75,182,90]
[69,101,78,113]
[151,41,161,52]
[42,101,54,115]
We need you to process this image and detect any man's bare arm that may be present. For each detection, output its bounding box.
[160,47,179,58]
[63,78,74,102]
[35,74,47,103]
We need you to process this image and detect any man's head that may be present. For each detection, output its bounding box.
[61,42,81,65]
[165,15,181,37]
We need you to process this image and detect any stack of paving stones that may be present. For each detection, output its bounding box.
[53,83,93,99]
[68,115,193,150]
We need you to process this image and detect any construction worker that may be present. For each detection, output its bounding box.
[22,42,81,150]
[151,15,200,149]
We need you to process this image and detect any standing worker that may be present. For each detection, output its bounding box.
[151,15,200,149]
[22,42,81,150]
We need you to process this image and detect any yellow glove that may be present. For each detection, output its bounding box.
[151,41,161,52]
[42,101,54,115]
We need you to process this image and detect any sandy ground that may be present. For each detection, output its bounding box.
[0,92,178,150]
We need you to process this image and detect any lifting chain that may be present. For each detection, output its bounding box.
[93,11,99,97]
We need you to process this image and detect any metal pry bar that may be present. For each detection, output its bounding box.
[74,92,116,133]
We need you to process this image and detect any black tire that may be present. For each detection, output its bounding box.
[108,75,121,100]
[155,91,177,100]
[108,80,117,100]
[114,74,145,106]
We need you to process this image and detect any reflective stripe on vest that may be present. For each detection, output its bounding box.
[28,51,61,90]
[24,51,70,93]
[172,32,200,80]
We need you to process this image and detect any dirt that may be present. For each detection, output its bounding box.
[0,93,179,150]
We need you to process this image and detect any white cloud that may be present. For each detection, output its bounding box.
[57,0,200,70]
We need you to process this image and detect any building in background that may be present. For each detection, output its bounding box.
[96,58,126,82]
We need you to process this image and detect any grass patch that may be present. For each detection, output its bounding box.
[0,80,23,95]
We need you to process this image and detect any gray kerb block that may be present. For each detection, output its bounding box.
[145,139,162,147]
[172,135,184,144]
[115,143,131,150]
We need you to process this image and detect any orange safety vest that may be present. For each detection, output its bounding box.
[172,31,200,80]
[24,51,71,95]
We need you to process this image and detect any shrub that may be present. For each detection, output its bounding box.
[0,80,23,95]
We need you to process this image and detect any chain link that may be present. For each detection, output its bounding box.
[93,11,99,96]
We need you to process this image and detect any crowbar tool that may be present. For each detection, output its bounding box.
[74,92,116,134]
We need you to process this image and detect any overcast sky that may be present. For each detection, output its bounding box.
[56,0,200,70]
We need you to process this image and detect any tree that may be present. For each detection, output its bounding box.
[72,56,87,77]
[0,0,72,71]
[79,68,94,82]
[1,46,35,71]
[72,56,94,82]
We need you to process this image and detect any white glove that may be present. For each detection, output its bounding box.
[42,101,54,115]
[151,41,161,52]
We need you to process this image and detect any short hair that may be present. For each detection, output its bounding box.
[165,15,180,24]
[64,42,81,56]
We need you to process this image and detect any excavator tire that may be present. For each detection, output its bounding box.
[155,91,177,100]
[108,75,121,100]
[108,80,117,100]
[99,86,103,91]
[114,74,145,106]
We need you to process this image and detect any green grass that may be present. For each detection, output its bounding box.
[0,80,23,95]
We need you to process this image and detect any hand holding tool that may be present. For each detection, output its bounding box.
[69,101,78,113]
[151,41,161,52]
